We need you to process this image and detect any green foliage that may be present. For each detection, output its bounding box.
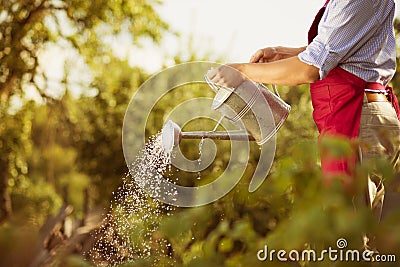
[0,0,168,98]
[149,139,400,267]
[11,178,63,226]
[0,0,169,223]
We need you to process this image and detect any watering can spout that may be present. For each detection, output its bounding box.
[161,120,182,153]
[161,120,255,154]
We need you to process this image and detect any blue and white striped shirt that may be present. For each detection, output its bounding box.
[298,0,396,87]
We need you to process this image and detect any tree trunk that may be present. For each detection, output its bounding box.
[0,158,12,222]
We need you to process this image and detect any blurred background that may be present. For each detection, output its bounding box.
[1,0,400,266]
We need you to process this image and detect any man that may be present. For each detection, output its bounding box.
[207,0,400,233]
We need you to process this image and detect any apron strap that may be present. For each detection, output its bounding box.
[308,0,330,44]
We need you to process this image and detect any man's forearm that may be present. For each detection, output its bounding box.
[238,56,319,86]
[273,46,307,59]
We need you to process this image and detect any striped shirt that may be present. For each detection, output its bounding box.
[298,0,396,88]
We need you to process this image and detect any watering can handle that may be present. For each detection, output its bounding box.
[271,84,280,98]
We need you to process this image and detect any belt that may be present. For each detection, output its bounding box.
[365,92,388,103]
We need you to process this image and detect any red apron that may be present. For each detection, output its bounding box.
[310,68,365,176]
[308,0,364,176]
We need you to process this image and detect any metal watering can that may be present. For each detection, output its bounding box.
[161,73,291,152]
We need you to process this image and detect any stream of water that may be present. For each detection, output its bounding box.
[196,116,224,180]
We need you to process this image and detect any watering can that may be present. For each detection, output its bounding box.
[161,73,291,153]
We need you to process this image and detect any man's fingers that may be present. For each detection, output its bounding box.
[250,50,263,63]
[206,68,218,80]
[207,68,224,85]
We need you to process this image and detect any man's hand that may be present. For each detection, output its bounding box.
[206,64,246,89]
[250,46,307,63]
[250,47,281,63]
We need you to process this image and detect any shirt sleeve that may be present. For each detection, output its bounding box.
[298,0,377,79]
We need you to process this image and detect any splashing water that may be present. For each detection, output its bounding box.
[87,117,225,265]
[87,133,175,266]
[196,116,224,180]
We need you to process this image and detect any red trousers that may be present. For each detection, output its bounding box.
[310,67,365,176]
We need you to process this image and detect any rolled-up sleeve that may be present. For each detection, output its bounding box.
[298,0,376,79]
